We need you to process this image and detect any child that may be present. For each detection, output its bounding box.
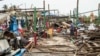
[47,26,53,38]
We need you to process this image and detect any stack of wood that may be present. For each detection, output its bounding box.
[82,31,100,54]
[87,31,100,40]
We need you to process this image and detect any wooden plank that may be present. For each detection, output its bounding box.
[92,42,100,47]
[85,43,93,51]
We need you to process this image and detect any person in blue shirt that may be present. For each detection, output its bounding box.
[68,20,75,36]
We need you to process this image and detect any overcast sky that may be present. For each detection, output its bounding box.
[0,0,100,16]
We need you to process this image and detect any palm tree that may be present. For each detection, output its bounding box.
[13,5,17,10]
[3,4,8,11]
[9,5,18,12]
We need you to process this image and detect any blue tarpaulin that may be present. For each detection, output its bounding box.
[9,16,19,35]
[15,49,26,56]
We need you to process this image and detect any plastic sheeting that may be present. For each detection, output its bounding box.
[88,23,96,30]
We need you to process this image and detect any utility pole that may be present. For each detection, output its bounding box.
[70,10,72,18]
[48,4,50,19]
[57,10,59,16]
[76,0,79,25]
[98,3,100,19]
[43,0,46,29]
[25,3,28,29]
[33,7,37,47]
[73,9,75,18]
[74,0,79,38]
[33,7,37,32]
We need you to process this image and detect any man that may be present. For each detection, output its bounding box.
[68,21,75,36]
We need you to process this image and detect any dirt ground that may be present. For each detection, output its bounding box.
[23,36,78,56]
